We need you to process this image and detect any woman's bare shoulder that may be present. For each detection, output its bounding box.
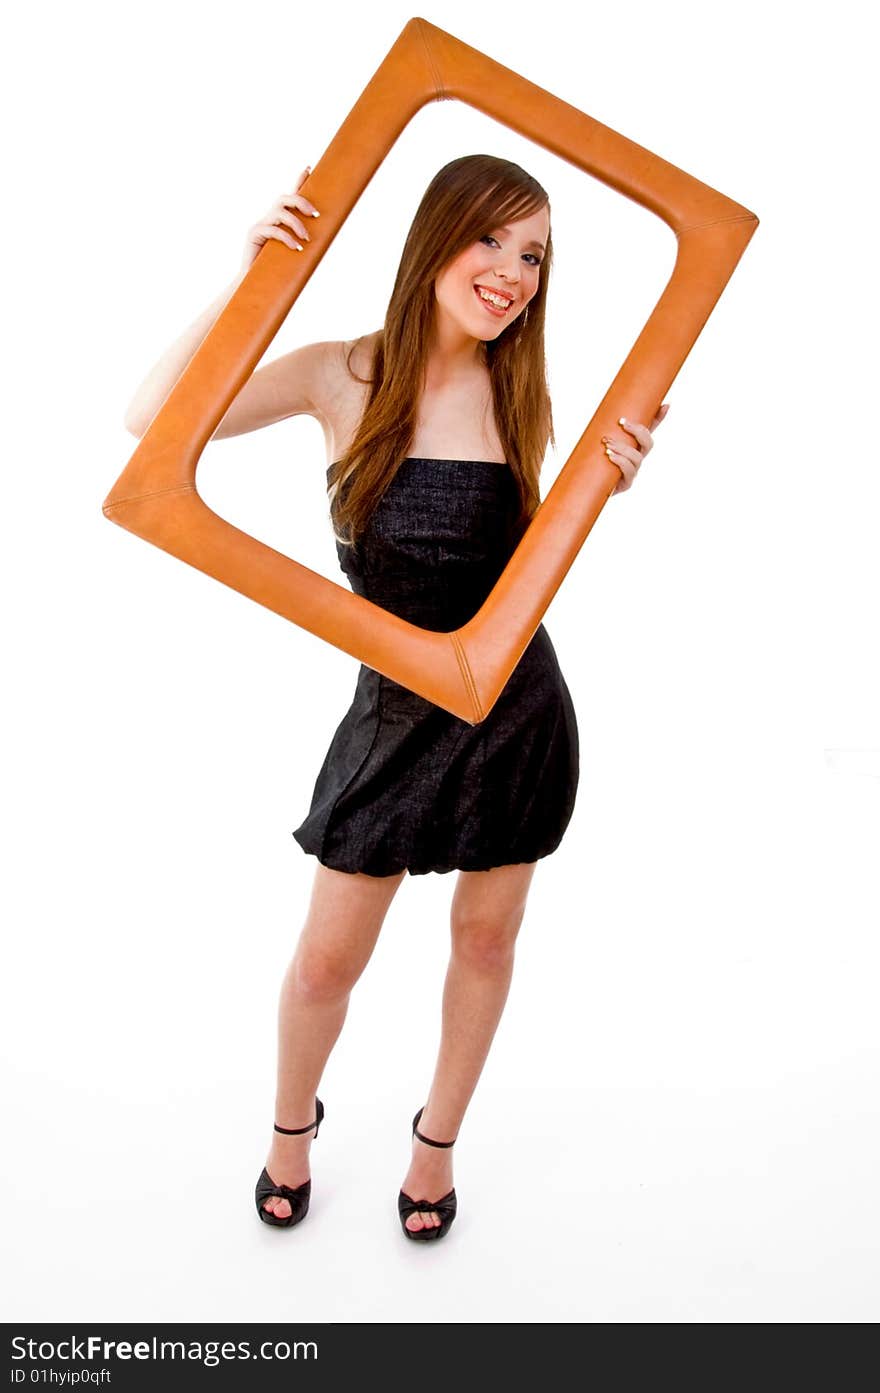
[320,330,382,456]
[340,329,381,379]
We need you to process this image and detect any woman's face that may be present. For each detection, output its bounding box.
[433,205,550,344]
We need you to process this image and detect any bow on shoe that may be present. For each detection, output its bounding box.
[400,1189,456,1209]
[255,1167,312,1225]
[398,1187,458,1230]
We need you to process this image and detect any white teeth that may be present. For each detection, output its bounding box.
[477,288,512,309]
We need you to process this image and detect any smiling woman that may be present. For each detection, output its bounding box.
[326,156,555,550]
[449,221,546,321]
[300,154,576,885]
[280,152,582,1242]
[109,13,753,1253]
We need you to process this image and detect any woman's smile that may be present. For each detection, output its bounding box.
[473,284,514,317]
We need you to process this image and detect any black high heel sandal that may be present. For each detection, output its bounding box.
[398,1105,458,1242]
[255,1097,325,1229]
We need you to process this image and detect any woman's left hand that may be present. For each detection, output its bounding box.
[603,402,671,493]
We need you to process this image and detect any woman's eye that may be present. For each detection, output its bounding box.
[480,234,541,266]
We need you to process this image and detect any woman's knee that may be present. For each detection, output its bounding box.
[450,906,524,970]
[292,864,407,1002]
[449,862,536,969]
[291,943,360,1003]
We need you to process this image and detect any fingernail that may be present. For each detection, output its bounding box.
[619,416,627,426]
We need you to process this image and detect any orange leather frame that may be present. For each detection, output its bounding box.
[103,16,758,725]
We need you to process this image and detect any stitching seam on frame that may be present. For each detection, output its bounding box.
[103,483,197,513]
[415,18,446,100]
[678,212,759,235]
[450,632,483,724]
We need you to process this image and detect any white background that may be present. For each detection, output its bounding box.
[3,0,877,1323]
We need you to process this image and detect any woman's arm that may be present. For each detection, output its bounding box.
[123,276,338,444]
[124,171,324,440]
[123,271,247,437]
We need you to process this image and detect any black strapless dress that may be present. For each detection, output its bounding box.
[292,456,579,876]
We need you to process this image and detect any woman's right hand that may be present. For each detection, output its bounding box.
[240,166,321,273]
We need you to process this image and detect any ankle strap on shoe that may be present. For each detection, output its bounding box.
[274,1096,324,1136]
[412,1106,456,1148]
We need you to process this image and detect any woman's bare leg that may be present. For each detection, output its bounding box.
[400,860,539,1232]
[262,861,407,1219]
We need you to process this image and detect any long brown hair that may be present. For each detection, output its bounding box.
[328,153,555,547]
